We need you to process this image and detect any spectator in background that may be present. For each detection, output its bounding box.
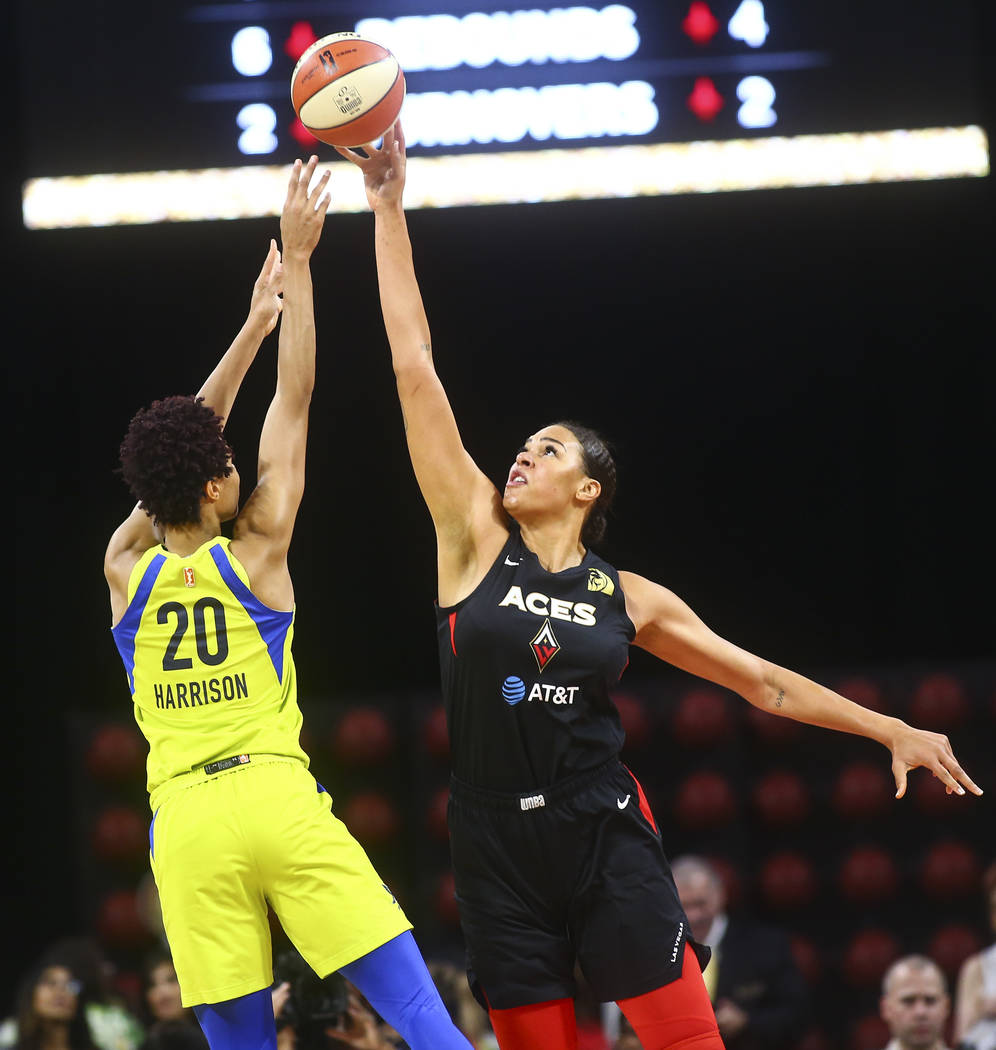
[138,951,205,1050]
[879,955,951,1050]
[954,864,996,1050]
[38,938,142,1050]
[10,960,98,1050]
[671,855,808,1050]
[426,962,496,1050]
[1,940,142,1050]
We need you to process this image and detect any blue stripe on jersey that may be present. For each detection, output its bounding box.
[111,553,167,694]
[209,543,293,683]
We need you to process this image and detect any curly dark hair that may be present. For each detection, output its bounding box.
[555,420,617,548]
[118,396,232,528]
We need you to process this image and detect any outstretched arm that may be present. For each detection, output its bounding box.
[620,571,983,799]
[232,156,330,604]
[336,124,506,603]
[105,243,284,609]
[197,238,284,425]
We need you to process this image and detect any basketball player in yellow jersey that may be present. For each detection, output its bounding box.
[104,156,473,1050]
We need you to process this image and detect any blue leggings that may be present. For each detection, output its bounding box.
[194,988,275,1050]
[342,931,473,1050]
[193,932,471,1050]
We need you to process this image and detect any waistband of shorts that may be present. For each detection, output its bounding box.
[149,753,305,811]
[449,757,621,812]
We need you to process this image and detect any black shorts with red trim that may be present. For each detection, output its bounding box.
[447,758,710,1010]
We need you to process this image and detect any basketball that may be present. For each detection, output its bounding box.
[291,32,405,147]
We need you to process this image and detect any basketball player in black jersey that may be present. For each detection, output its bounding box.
[337,124,982,1050]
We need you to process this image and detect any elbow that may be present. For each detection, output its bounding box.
[394,361,434,397]
[744,661,782,713]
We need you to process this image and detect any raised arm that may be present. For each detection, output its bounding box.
[619,570,983,799]
[197,238,284,425]
[105,242,284,604]
[336,124,507,600]
[232,157,330,598]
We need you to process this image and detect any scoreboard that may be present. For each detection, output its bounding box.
[17,0,989,226]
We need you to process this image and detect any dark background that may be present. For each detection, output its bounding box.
[9,0,996,1035]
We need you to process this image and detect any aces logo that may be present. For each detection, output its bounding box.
[530,618,560,672]
[587,568,614,595]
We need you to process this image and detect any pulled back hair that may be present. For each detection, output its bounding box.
[555,420,617,548]
[118,396,232,528]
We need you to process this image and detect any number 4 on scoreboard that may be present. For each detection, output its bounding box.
[728,1,769,48]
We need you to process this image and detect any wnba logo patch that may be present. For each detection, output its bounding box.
[502,676,526,705]
[587,568,614,595]
[182,567,196,587]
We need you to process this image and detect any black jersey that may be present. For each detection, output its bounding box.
[436,528,635,791]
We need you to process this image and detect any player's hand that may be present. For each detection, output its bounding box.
[334,121,406,210]
[280,155,331,258]
[889,722,982,799]
[271,980,291,1018]
[248,239,284,336]
[714,999,749,1039]
[325,988,394,1050]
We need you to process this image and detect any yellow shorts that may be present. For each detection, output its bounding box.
[150,758,412,1007]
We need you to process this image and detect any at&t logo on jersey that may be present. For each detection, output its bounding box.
[500,676,580,706]
[502,676,526,705]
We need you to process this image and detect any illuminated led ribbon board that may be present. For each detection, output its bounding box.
[21,126,991,229]
[19,2,989,227]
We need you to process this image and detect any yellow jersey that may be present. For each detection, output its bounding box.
[111,537,307,806]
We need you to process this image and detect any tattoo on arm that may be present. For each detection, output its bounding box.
[420,342,431,358]
[775,689,785,708]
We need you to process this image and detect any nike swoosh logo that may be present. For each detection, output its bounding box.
[617,795,631,810]
[504,557,520,566]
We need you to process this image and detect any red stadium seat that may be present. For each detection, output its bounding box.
[332,706,396,765]
[341,792,401,845]
[909,672,968,731]
[842,928,902,988]
[97,889,154,950]
[920,840,982,899]
[674,770,737,829]
[838,845,900,904]
[759,851,818,910]
[752,769,811,827]
[831,761,893,821]
[92,805,149,867]
[86,723,147,785]
[671,688,733,749]
[929,922,984,980]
